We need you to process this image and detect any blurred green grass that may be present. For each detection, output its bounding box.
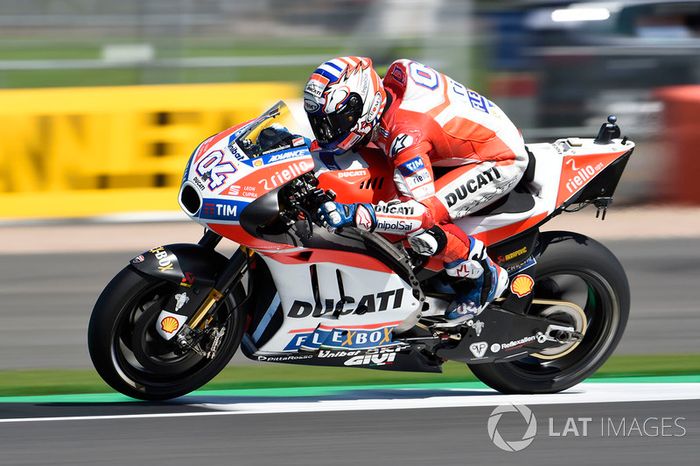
[1,354,698,397]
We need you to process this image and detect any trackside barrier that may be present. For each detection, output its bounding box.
[656,86,700,205]
[0,82,297,219]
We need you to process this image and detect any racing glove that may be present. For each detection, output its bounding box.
[318,202,376,232]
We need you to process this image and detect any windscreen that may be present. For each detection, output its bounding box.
[233,101,309,159]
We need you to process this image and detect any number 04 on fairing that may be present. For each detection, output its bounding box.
[88,104,633,400]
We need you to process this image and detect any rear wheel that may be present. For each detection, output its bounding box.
[468,231,630,394]
[88,266,245,401]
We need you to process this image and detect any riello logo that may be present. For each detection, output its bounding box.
[258,160,314,190]
[566,164,596,193]
[563,159,605,194]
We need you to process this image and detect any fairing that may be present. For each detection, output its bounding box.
[177,103,634,364]
[178,101,314,246]
[454,137,634,245]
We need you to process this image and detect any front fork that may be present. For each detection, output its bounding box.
[188,232,249,329]
[171,230,250,357]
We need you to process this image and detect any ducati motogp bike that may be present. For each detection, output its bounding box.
[88,102,633,400]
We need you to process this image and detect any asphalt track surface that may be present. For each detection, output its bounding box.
[0,380,698,465]
[0,238,698,369]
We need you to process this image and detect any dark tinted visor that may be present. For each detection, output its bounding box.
[308,93,363,146]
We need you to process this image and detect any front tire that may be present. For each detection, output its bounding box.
[88,266,245,401]
[469,231,630,394]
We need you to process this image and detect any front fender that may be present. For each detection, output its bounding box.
[129,243,230,286]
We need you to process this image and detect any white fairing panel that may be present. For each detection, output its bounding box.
[257,255,421,354]
[455,138,633,238]
[454,142,562,236]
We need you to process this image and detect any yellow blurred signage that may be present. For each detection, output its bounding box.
[0,83,296,194]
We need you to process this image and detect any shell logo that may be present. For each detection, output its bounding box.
[160,316,180,334]
[510,274,534,298]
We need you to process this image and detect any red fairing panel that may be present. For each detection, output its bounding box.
[556,150,629,206]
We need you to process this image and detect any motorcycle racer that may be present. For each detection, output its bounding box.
[305,56,528,324]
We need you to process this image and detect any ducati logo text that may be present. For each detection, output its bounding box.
[444,166,502,207]
[374,203,415,216]
[338,169,368,178]
[288,288,405,318]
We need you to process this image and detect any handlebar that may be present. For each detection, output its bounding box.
[280,173,336,236]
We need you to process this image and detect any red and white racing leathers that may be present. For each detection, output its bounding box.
[369,59,529,263]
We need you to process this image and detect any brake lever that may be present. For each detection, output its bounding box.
[295,206,315,240]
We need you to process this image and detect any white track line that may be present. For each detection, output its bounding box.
[1,383,699,424]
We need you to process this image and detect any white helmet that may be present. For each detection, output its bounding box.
[304,56,387,155]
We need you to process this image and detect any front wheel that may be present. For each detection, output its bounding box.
[88,266,245,401]
[469,231,630,394]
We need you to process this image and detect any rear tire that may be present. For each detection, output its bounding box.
[469,231,630,394]
[88,266,245,401]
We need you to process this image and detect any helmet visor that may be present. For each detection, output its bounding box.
[308,93,363,147]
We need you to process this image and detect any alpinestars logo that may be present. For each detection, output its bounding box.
[444,166,502,207]
[354,204,374,231]
[390,134,413,157]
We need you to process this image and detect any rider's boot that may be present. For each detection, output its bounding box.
[443,238,509,324]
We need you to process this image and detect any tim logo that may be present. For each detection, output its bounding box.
[399,156,424,175]
[196,150,237,190]
[199,198,247,221]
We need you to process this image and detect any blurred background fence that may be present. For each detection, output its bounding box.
[1,0,699,220]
